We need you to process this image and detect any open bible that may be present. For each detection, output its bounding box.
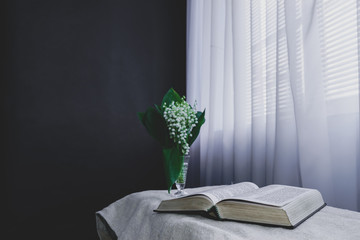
[155,182,326,228]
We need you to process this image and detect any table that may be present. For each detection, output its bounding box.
[96,186,360,240]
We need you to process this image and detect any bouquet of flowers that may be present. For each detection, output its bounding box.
[138,88,205,193]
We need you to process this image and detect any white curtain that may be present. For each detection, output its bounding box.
[187,0,360,211]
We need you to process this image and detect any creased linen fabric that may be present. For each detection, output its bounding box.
[96,186,360,240]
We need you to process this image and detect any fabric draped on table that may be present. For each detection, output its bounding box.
[96,187,360,240]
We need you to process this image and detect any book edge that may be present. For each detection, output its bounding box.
[211,203,327,229]
[291,202,327,229]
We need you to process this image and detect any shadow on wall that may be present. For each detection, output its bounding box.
[4,0,186,239]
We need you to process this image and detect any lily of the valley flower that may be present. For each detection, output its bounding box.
[163,98,198,155]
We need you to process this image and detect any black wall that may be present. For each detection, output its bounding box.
[4,1,186,239]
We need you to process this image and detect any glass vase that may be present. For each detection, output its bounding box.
[174,154,190,197]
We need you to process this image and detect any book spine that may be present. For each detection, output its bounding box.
[207,206,221,219]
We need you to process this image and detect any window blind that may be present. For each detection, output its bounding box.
[318,0,359,103]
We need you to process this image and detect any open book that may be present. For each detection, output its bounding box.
[155,182,326,228]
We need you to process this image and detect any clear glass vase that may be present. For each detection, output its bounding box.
[174,154,190,197]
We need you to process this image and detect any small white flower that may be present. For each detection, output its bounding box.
[163,99,198,154]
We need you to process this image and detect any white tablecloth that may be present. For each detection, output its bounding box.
[96,186,360,240]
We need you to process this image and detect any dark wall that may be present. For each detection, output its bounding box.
[4,0,186,239]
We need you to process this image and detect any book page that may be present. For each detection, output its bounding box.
[229,185,311,207]
[199,182,259,204]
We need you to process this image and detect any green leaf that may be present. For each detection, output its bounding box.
[161,88,183,107]
[154,104,163,114]
[188,109,206,146]
[138,108,173,148]
[162,147,184,193]
[137,112,145,122]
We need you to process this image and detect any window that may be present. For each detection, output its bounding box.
[318,0,359,114]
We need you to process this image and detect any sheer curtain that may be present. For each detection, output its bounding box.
[186,0,360,211]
